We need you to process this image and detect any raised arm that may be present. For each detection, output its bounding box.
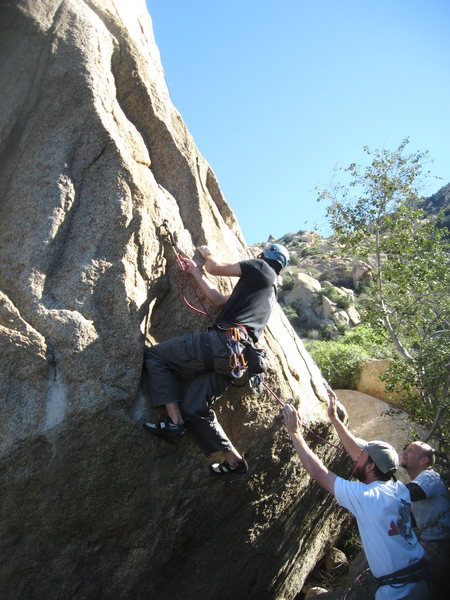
[327,389,362,460]
[283,403,337,495]
[180,257,229,307]
[197,245,242,277]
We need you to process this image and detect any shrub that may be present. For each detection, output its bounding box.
[318,286,351,310]
[301,245,322,257]
[280,273,294,293]
[305,340,370,388]
[336,296,351,310]
[341,325,393,358]
[282,305,301,328]
[304,325,394,388]
[321,322,338,340]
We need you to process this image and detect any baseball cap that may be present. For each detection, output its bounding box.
[355,438,399,474]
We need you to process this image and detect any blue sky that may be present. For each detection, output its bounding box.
[146,0,450,244]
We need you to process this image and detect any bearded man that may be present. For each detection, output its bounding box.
[283,393,431,600]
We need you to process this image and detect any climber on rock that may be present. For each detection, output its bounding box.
[283,394,432,600]
[143,242,289,475]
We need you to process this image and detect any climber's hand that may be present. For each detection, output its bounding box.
[198,245,212,259]
[327,389,339,423]
[178,256,199,274]
[283,403,303,437]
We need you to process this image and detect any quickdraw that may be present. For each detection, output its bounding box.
[225,327,248,378]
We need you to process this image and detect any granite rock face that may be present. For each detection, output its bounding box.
[0,2,349,599]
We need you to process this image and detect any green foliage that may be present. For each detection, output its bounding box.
[280,273,294,293]
[320,322,338,341]
[382,334,450,450]
[341,325,392,358]
[301,245,323,257]
[318,138,431,255]
[289,253,300,266]
[305,340,370,388]
[282,305,301,328]
[305,325,392,388]
[318,138,450,446]
[318,286,352,309]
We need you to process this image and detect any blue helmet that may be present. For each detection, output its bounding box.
[263,243,289,270]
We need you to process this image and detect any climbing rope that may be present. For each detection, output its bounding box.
[262,381,344,451]
[160,220,215,322]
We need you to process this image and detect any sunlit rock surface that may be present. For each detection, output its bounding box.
[0,2,349,598]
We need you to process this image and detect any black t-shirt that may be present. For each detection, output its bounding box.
[214,259,277,342]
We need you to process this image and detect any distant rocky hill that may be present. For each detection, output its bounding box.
[258,183,450,340]
[259,232,367,340]
[418,182,450,230]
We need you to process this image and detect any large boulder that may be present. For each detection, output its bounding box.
[284,272,324,331]
[355,359,405,408]
[284,272,322,307]
[0,2,348,599]
[318,264,354,288]
[283,274,360,335]
[352,260,373,288]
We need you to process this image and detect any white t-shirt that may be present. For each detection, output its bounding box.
[334,477,424,600]
[412,469,450,541]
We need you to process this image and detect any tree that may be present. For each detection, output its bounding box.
[318,139,450,448]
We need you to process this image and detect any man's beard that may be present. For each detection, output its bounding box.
[353,463,367,482]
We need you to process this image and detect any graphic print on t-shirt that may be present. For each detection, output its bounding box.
[387,498,415,543]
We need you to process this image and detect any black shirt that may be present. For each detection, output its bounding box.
[214,259,277,342]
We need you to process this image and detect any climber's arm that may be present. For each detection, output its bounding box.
[197,245,242,277]
[283,403,337,495]
[327,391,361,460]
[181,257,231,307]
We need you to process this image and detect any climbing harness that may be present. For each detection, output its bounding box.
[225,326,248,378]
[340,568,376,600]
[340,558,431,600]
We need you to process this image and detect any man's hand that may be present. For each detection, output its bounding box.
[196,245,242,278]
[178,251,229,306]
[283,403,303,437]
[198,245,212,259]
[326,389,360,460]
[178,256,201,275]
[282,402,337,494]
[327,388,339,423]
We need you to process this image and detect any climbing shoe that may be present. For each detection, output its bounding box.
[209,459,248,475]
[143,417,186,440]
